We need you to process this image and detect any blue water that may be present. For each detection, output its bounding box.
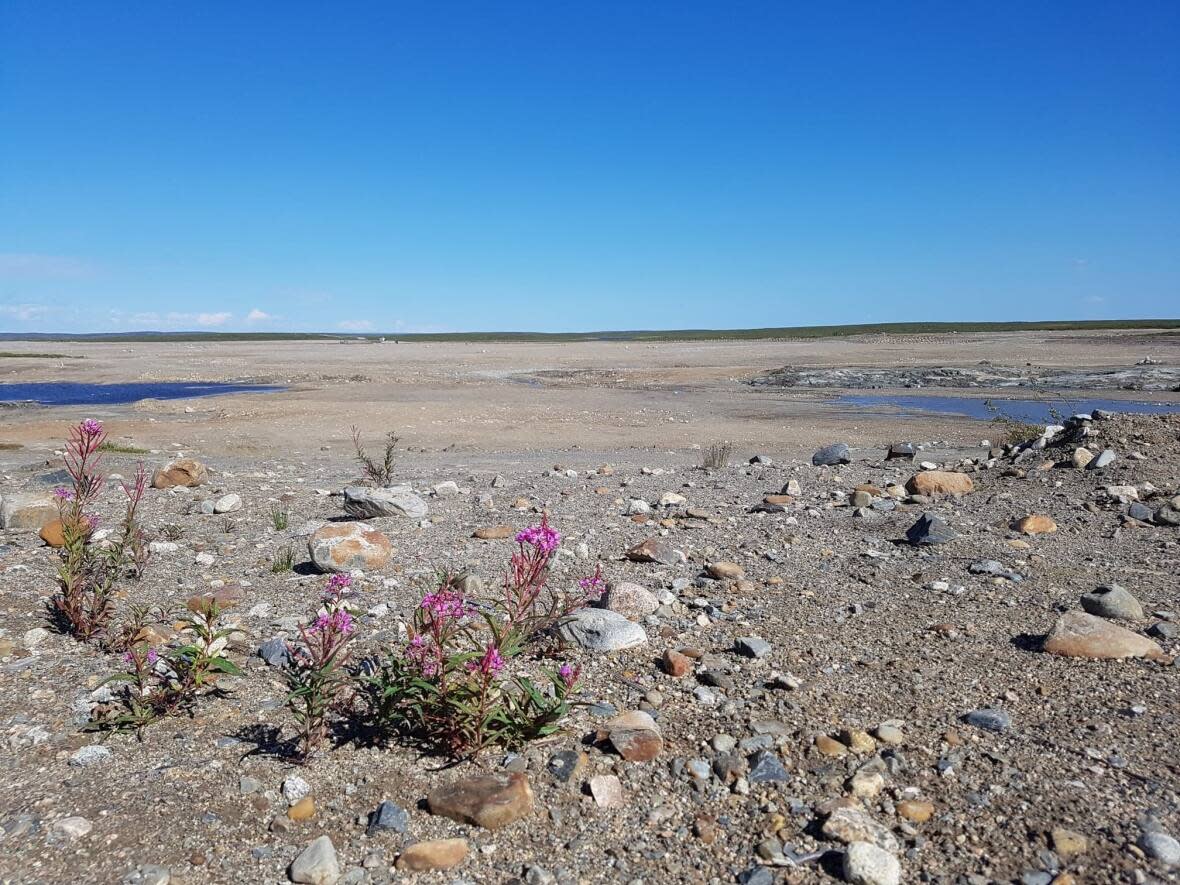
[836,394,1180,423]
[0,381,283,406]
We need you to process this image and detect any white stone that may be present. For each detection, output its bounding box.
[843,841,901,885]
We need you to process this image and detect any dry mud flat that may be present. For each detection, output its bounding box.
[0,407,1178,885]
[2,330,1179,461]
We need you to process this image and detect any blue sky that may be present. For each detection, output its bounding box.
[1,2,1177,333]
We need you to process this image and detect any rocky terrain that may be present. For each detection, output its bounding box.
[752,363,1180,393]
[1,404,1178,885]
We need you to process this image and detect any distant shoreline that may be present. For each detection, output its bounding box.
[2,318,1179,343]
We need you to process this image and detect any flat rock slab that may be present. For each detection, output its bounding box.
[343,485,428,519]
[1043,610,1168,662]
[308,522,393,572]
[906,512,956,545]
[473,525,514,540]
[558,608,648,652]
[0,493,57,531]
[427,771,533,830]
[822,806,900,853]
[396,839,469,871]
[151,458,208,489]
[625,536,679,565]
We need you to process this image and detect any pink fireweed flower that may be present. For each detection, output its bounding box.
[578,566,605,600]
[404,634,440,676]
[324,573,353,603]
[466,643,505,677]
[326,574,352,593]
[515,517,560,555]
[309,609,354,636]
[80,419,103,436]
[558,663,580,689]
[420,589,471,622]
[52,486,74,501]
[124,647,159,666]
[82,514,100,531]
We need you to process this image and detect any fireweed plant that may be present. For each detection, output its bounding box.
[88,597,241,735]
[49,419,150,641]
[282,574,358,760]
[360,518,597,759]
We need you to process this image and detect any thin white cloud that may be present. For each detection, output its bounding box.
[0,253,97,280]
[197,312,232,326]
[0,302,53,321]
[1084,295,1106,304]
[246,308,271,322]
[338,319,373,332]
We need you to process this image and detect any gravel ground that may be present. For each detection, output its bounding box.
[0,412,1178,885]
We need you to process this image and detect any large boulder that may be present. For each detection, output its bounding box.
[151,458,209,489]
[0,493,58,531]
[906,471,974,496]
[343,485,428,520]
[308,522,393,572]
[1043,611,1168,662]
[812,443,851,466]
[558,608,647,652]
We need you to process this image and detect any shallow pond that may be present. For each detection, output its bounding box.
[0,381,283,406]
[834,394,1180,423]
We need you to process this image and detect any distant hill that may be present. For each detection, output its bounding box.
[1,319,1178,343]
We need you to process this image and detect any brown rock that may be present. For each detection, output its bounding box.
[1051,827,1088,860]
[897,800,934,823]
[308,522,393,573]
[1015,514,1057,535]
[1043,611,1169,662]
[426,772,533,830]
[625,537,678,565]
[662,648,693,677]
[905,471,975,496]
[706,561,744,580]
[396,839,469,872]
[151,458,209,489]
[607,710,664,762]
[763,494,794,506]
[472,525,513,540]
[839,728,877,754]
[38,518,73,547]
[815,735,848,757]
[287,797,315,821]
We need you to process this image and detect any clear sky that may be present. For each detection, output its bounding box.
[1,2,1178,334]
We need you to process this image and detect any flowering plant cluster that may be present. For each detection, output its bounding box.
[88,597,241,735]
[360,519,595,758]
[49,419,150,641]
[282,574,358,759]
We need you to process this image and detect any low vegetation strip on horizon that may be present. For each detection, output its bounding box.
[1,319,1178,344]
